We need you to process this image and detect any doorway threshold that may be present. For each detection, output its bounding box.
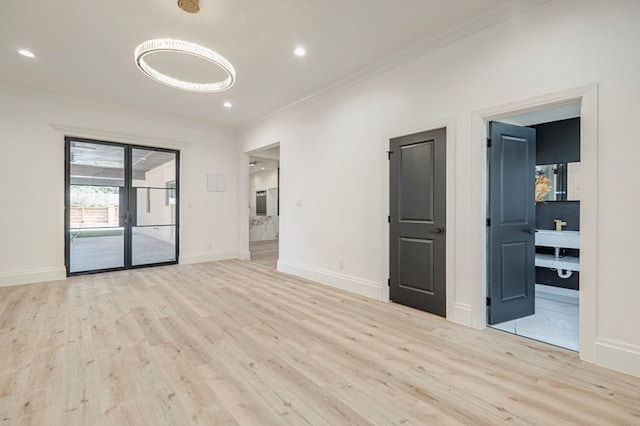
[490,284,579,351]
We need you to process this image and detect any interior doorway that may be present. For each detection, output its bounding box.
[248,144,280,269]
[65,137,179,275]
[486,103,581,351]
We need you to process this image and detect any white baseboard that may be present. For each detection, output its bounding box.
[237,250,251,261]
[277,260,383,301]
[450,302,473,327]
[179,250,237,265]
[594,338,640,378]
[0,267,67,288]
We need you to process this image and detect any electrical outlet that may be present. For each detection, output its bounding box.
[338,259,344,270]
[208,243,212,249]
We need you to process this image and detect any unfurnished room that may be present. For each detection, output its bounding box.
[1,0,639,424]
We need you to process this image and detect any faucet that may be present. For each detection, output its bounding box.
[554,219,567,232]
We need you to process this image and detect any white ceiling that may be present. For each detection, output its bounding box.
[250,146,279,175]
[251,146,280,161]
[0,0,544,130]
[249,158,279,176]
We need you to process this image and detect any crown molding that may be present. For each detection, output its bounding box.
[0,84,235,136]
[240,0,550,132]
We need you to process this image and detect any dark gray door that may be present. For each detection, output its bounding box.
[487,122,536,324]
[389,128,446,316]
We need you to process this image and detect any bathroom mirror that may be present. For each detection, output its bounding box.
[535,162,581,202]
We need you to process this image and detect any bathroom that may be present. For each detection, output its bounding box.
[490,114,581,351]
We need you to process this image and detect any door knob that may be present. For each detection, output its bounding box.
[432,228,444,234]
[522,228,535,235]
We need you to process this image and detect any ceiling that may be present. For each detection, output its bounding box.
[249,158,279,176]
[249,145,279,175]
[1,0,543,130]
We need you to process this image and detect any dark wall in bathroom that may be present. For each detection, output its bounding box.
[536,268,579,290]
[532,117,581,291]
[535,201,580,231]
[532,117,580,165]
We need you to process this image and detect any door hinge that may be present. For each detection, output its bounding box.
[486,218,491,227]
[387,150,394,160]
[486,297,491,306]
[486,138,492,147]
[388,215,391,223]
[388,278,391,287]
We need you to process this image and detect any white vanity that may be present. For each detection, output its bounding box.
[535,229,580,275]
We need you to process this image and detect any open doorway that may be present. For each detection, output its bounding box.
[486,103,581,351]
[248,145,280,269]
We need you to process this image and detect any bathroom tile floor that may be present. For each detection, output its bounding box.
[490,284,579,351]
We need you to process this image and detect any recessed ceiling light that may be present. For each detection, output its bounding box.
[261,167,265,170]
[18,49,35,58]
[294,47,306,57]
[223,101,232,108]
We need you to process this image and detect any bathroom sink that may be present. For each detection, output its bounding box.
[535,229,580,249]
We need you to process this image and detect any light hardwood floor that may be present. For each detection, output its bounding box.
[0,260,639,425]
[249,240,278,269]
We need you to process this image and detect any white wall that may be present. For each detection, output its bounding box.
[0,91,239,285]
[239,0,640,377]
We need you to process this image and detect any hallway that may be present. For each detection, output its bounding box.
[249,239,278,269]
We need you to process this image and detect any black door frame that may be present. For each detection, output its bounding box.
[64,136,180,276]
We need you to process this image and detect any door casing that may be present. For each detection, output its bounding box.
[382,121,455,318]
[472,84,598,362]
[389,127,447,316]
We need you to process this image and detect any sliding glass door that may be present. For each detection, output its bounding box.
[65,138,179,275]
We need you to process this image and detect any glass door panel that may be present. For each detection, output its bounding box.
[130,148,178,267]
[66,140,179,275]
[67,141,125,273]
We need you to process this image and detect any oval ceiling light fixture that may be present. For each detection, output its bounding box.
[135,39,236,93]
[18,49,35,58]
[134,0,236,93]
[294,46,306,57]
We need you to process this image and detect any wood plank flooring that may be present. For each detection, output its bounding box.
[249,240,278,269]
[0,260,639,425]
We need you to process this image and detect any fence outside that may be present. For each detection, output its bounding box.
[70,205,119,227]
